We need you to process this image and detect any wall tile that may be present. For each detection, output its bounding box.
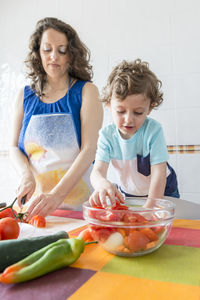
[158,75,176,110]
[177,154,200,194]
[176,108,200,145]
[171,6,200,75]
[150,109,177,145]
[174,74,200,109]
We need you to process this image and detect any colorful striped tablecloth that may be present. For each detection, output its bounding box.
[0,210,200,300]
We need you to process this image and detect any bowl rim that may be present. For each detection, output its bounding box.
[83,198,176,213]
[83,198,175,228]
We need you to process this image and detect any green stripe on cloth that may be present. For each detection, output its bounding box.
[101,244,200,286]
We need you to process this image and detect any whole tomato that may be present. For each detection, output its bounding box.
[28,215,46,228]
[0,217,20,240]
[0,208,17,219]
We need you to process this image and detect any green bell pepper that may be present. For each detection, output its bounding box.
[0,237,96,284]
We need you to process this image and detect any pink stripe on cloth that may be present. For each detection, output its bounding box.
[51,209,83,219]
[165,227,200,247]
[0,267,96,300]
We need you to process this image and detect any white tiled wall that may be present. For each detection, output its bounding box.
[0,0,200,204]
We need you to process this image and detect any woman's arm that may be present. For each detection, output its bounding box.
[51,82,103,198]
[145,162,167,208]
[26,82,103,218]
[9,88,36,205]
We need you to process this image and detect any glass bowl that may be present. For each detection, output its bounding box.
[83,198,175,257]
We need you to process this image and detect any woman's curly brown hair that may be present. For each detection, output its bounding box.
[25,17,93,97]
[101,59,163,109]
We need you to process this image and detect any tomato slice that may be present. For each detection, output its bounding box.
[111,202,128,210]
[127,231,150,252]
[28,215,46,228]
[123,212,147,224]
[140,227,158,241]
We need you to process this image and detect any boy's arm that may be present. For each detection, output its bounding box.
[90,161,124,207]
[90,160,109,189]
[145,162,167,208]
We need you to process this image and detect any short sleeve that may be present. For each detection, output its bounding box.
[95,128,112,163]
[150,125,169,165]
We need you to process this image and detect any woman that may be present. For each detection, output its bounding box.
[10,17,103,220]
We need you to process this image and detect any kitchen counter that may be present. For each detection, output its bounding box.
[0,210,200,300]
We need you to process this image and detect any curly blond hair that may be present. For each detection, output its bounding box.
[101,59,163,108]
[25,17,93,97]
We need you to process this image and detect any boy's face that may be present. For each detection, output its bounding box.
[108,94,151,139]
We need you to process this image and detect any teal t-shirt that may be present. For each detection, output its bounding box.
[95,117,177,197]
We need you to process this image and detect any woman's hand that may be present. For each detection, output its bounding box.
[89,180,124,208]
[25,192,63,221]
[16,172,36,208]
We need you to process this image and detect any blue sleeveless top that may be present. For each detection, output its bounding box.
[18,80,92,209]
[18,79,86,153]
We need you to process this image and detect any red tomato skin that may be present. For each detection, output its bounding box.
[78,228,94,242]
[0,208,17,219]
[128,231,150,252]
[0,217,20,240]
[111,203,128,210]
[98,211,118,222]
[89,225,116,242]
[28,215,46,228]
[123,212,147,224]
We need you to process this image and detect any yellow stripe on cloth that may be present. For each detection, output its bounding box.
[68,272,200,300]
[173,219,200,229]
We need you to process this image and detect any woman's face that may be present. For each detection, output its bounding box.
[39,28,69,79]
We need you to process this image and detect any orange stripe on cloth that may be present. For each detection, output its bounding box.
[71,243,114,271]
[68,272,200,300]
[68,225,87,238]
[173,219,200,229]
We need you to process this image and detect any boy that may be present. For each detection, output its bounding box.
[89,59,179,208]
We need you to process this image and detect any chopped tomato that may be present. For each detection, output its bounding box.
[111,202,128,210]
[127,231,150,252]
[123,212,147,224]
[89,225,116,242]
[88,206,104,220]
[28,215,46,228]
[98,211,118,222]
[152,226,165,234]
[78,228,94,242]
[140,227,158,241]
[0,217,20,240]
[145,240,158,250]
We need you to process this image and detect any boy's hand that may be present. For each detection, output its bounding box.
[89,181,124,208]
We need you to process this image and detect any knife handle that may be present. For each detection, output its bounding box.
[21,195,27,205]
[0,202,7,208]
